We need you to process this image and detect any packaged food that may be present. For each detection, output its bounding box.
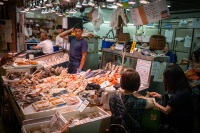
[48,96,66,107]
[32,100,52,111]
[61,94,79,105]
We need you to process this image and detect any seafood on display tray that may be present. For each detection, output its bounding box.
[40,53,69,68]
[6,62,123,110]
[14,60,38,65]
[5,71,27,80]
[32,100,52,111]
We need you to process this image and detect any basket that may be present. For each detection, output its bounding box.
[118,33,130,42]
[150,35,166,50]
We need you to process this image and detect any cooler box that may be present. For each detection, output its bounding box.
[61,106,111,133]
[53,46,59,52]
[101,40,114,49]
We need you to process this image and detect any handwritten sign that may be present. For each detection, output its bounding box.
[50,111,60,127]
[136,59,151,86]
[130,0,170,25]
[77,100,89,112]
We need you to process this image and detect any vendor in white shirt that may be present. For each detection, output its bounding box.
[56,25,70,50]
[31,32,54,54]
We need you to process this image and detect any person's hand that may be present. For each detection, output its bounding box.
[77,68,81,74]
[149,92,162,99]
[70,28,74,32]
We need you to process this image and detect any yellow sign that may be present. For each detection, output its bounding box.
[130,42,136,53]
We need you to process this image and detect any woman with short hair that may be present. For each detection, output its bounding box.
[109,69,154,133]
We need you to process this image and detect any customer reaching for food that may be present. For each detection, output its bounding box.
[150,65,193,133]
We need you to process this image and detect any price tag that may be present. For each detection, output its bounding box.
[130,41,137,53]
[100,80,110,88]
[77,100,89,112]
[60,118,74,133]
[50,111,60,127]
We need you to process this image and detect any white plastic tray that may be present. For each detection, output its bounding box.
[20,96,83,120]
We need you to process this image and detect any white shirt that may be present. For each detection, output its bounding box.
[56,35,70,50]
[37,40,54,54]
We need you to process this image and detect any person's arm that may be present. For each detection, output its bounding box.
[59,28,73,39]
[32,45,40,49]
[149,92,162,99]
[78,52,87,71]
[153,101,172,114]
[55,36,61,47]
[145,98,155,109]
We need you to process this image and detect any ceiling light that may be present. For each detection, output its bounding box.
[88,0,95,6]
[76,0,82,8]
[0,2,4,5]
[45,0,52,7]
[82,0,88,6]
[140,0,149,4]
[106,0,114,2]
[128,0,135,5]
[167,5,171,8]
[107,2,117,9]
[116,0,123,7]
[102,2,106,8]
[35,1,41,8]
[69,8,77,13]
[30,4,36,11]
[52,0,60,5]
[51,7,56,12]
[94,4,98,9]
[55,5,60,11]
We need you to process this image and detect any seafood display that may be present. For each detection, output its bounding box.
[39,53,69,68]
[61,94,80,105]
[32,100,52,111]
[5,71,27,80]
[6,62,122,112]
[48,96,66,107]
[15,60,38,65]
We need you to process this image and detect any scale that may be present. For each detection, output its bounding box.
[115,44,124,50]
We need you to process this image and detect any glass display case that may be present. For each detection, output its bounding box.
[100,48,170,95]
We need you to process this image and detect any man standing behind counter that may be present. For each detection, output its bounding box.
[56,25,70,51]
[59,24,88,74]
[31,32,54,55]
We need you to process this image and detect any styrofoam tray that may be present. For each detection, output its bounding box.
[22,120,65,133]
[13,61,44,68]
[1,76,20,84]
[61,106,111,133]
[21,96,82,120]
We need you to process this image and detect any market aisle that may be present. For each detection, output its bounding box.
[0,114,21,133]
[0,117,5,133]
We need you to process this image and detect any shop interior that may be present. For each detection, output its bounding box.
[0,0,200,133]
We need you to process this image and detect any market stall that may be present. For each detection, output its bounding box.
[0,48,170,133]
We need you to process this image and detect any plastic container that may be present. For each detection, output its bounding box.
[101,40,114,49]
[53,46,59,52]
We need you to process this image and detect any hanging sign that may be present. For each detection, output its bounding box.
[130,0,170,25]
